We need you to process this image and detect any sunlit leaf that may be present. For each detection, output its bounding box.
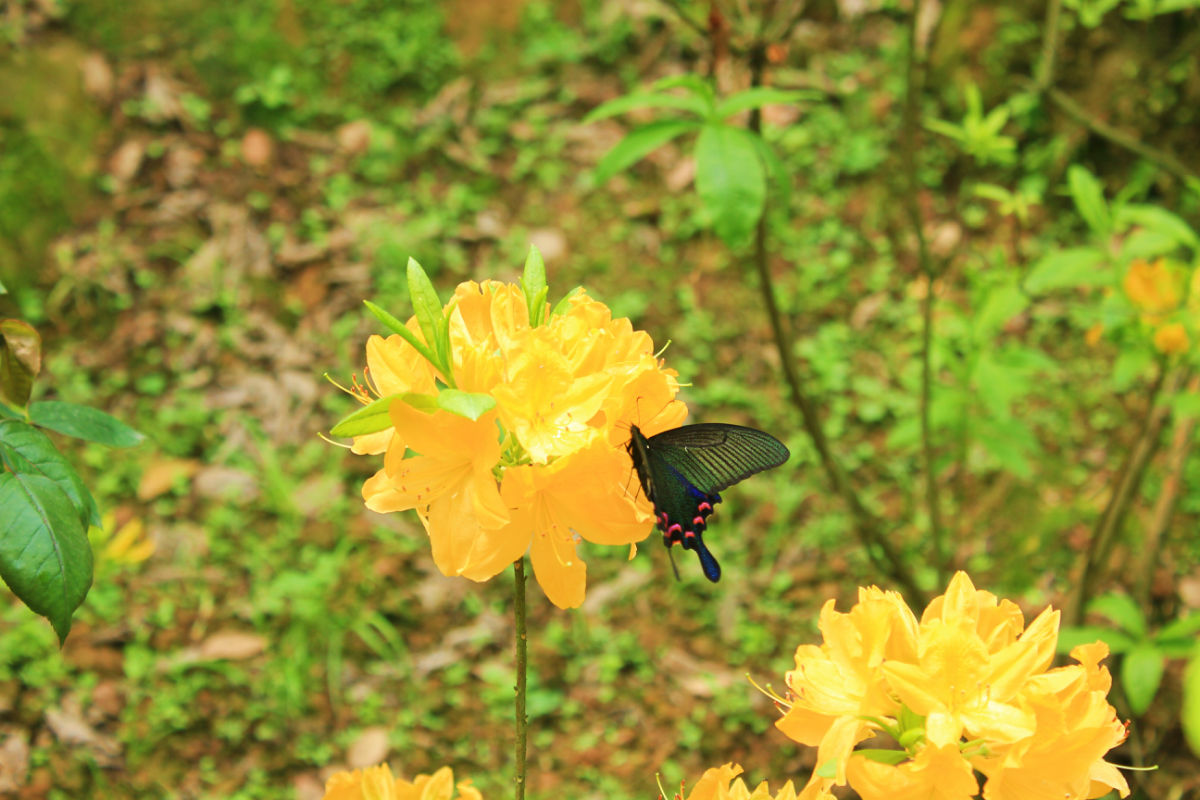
[592,120,701,185]
[1024,247,1110,292]
[713,87,817,119]
[0,319,41,409]
[1121,644,1164,715]
[1088,593,1147,636]
[694,123,765,248]
[437,389,496,421]
[583,91,709,123]
[1183,644,1200,757]
[0,419,98,526]
[30,401,145,448]
[1068,165,1112,238]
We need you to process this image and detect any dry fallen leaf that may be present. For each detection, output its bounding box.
[345,726,390,768]
[198,631,267,661]
[137,457,201,501]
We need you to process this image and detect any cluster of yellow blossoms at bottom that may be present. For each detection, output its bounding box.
[769,571,1129,800]
[322,764,480,800]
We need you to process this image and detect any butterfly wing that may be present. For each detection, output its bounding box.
[647,423,790,494]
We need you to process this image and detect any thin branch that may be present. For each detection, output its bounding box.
[901,0,948,582]
[1136,374,1199,607]
[747,42,925,604]
[1035,0,1063,90]
[1073,365,1185,624]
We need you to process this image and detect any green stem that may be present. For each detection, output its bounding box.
[901,0,947,584]
[513,557,528,800]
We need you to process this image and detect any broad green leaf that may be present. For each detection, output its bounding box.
[694,123,766,248]
[713,87,817,119]
[1088,593,1147,636]
[406,258,447,368]
[0,419,98,526]
[552,286,584,316]
[973,284,1029,341]
[652,74,715,113]
[973,416,1036,478]
[583,91,710,123]
[522,245,548,326]
[0,472,93,644]
[1024,247,1109,292]
[1117,204,1200,253]
[1057,625,1136,655]
[1112,347,1153,392]
[30,401,145,448]
[1183,644,1200,757]
[750,133,791,204]
[437,389,496,421]
[592,120,701,185]
[0,319,41,409]
[1121,644,1165,715]
[1068,165,1112,238]
[362,301,439,367]
[1119,228,1181,261]
[331,395,399,438]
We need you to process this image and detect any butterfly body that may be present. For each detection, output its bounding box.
[627,423,789,582]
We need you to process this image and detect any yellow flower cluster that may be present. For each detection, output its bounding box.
[1122,257,1194,354]
[678,763,801,800]
[322,764,479,800]
[772,572,1129,800]
[348,265,684,608]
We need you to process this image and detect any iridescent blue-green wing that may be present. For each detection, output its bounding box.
[647,423,789,494]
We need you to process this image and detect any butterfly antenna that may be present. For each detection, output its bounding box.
[665,544,681,582]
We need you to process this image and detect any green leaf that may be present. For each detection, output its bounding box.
[1067,165,1112,238]
[1121,644,1165,715]
[1057,625,1136,655]
[0,419,98,527]
[0,319,41,409]
[1023,247,1110,292]
[652,74,715,113]
[406,258,448,369]
[750,133,791,205]
[814,759,838,779]
[1183,644,1200,758]
[1112,347,1154,392]
[973,284,1029,341]
[583,91,710,123]
[331,395,399,438]
[1120,228,1181,261]
[854,749,909,765]
[552,287,584,316]
[1117,204,1200,253]
[1155,612,1200,643]
[0,278,7,294]
[437,389,496,421]
[522,245,548,326]
[1088,593,1147,636]
[362,300,439,367]
[694,124,766,248]
[592,120,702,185]
[29,401,145,448]
[713,87,817,119]
[0,472,93,644]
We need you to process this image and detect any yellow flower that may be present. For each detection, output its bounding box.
[349,269,685,608]
[845,743,978,800]
[1083,323,1104,347]
[1123,258,1179,316]
[775,586,919,784]
[1153,322,1188,354]
[322,764,481,800]
[89,511,154,567]
[774,573,1128,799]
[682,763,820,800]
[971,643,1128,800]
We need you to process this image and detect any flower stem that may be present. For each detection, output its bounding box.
[513,556,528,800]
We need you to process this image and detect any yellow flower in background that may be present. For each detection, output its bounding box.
[1122,258,1180,317]
[322,764,481,800]
[1152,322,1189,354]
[89,511,154,568]
[344,257,686,608]
[772,573,1129,800]
[681,763,820,800]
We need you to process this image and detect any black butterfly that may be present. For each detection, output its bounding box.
[626,423,789,582]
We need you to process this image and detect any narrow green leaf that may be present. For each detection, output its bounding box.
[0,319,41,409]
[1183,644,1200,757]
[1117,204,1200,253]
[583,91,709,123]
[552,287,584,316]
[694,124,766,248]
[1088,593,1147,636]
[0,472,93,644]
[406,258,447,368]
[592,120,701,185]
[973,284,1029,341]
[1023,247,1110,293]
[522,245,548,326]
[437,389,497,421]
[0,419,98,526]
[714,87,817,119]
[362,300,439,367]
[1057,625,1136,655]
[1068,165,1112,238]
[331,395,399,438]
[1121,644,1165,715]
[1154,612,1200,643]
[750,133,791,204]
[0,278,7,294]
[29,401,145,448]
[652,74,715,113]
[854,749,909,765]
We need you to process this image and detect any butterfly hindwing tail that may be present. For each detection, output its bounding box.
[682,532,721,582]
